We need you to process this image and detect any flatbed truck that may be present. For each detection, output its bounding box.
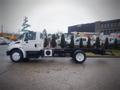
[6,31,105,63]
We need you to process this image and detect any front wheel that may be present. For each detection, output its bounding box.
[10,49,23,62]
[73,50,86,63]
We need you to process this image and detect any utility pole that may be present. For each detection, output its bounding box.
[1,25,3,37]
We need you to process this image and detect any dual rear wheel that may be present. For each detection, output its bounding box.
[72,50,86,63]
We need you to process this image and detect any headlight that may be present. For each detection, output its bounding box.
[9,41,15,46]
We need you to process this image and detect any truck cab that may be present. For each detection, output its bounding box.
[7,31,44,61]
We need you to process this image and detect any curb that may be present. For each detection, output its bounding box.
[87,56,120,58]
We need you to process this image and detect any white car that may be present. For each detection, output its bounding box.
[74,37,95,46]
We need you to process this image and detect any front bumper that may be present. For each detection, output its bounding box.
[6,51,10,56]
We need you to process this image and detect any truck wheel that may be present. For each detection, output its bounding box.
[10,49,23,62]
[73,50,86,63]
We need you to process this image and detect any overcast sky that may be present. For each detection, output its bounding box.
[1,0,120,33]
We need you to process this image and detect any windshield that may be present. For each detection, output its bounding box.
[17,33,25,40]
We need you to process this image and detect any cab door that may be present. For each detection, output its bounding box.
[22,31,38,51]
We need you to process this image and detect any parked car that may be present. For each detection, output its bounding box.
[0,37,10,45]
[74,37,95,46]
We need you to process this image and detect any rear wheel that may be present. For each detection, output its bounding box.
[73,50,86,63]
[10,49,23,62]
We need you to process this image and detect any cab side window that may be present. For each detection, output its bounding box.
[25,32,36,40]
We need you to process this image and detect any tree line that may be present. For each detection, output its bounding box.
[44,34,119,49]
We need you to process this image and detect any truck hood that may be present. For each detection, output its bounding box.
[9,40,21,46]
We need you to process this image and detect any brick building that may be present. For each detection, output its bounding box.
[68,19,120,35]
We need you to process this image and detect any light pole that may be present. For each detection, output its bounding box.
[1,25,3,37]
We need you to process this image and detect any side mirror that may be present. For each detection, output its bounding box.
[24,38,28,42]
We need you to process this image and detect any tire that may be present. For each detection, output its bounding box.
[73,50,86,63]
[10,49,23,62]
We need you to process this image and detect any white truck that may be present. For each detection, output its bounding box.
[6,31,105,63]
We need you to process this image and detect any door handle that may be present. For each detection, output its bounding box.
[25,41,28,43]
[35,44,37,47]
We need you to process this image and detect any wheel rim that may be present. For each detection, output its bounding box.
[76,53,84,62]
[12,52,21,61]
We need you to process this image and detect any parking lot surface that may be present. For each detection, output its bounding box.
[0,45,120,90]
